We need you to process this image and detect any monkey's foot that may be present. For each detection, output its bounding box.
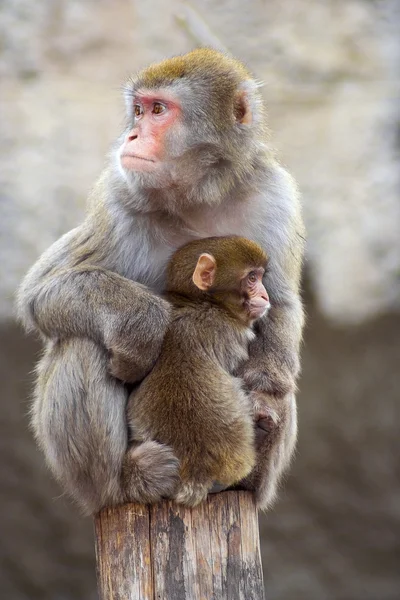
[175,481,211,506]
[122,441,180,504]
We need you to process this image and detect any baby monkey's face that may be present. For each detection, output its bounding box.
[240,267,270,322]
[191,249,270,325]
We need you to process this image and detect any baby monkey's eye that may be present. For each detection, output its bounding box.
[134,104,143,117]
[247,271,258,284]
[152,102,166,115]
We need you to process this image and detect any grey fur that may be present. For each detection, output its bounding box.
[17,49,304,514]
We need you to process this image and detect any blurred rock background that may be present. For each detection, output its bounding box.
[0,1,399,598]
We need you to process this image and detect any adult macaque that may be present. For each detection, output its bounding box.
[17,48,304,515]
[128,236,270,506]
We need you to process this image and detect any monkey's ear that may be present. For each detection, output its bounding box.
[234,80,263,126]
[192,253,217,291]
[234,91,252,125]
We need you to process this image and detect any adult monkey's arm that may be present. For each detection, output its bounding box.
[237,173,305,508]
[17,215,171,384]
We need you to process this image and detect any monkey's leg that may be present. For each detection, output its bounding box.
[238,392,297,509]
[33,338,129,515]
[174,422,256,508]
[33,339,179,515]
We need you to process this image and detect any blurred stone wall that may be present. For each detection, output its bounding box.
[1,0,399,323]
[0,1,399,599]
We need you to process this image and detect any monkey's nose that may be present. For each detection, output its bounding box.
[261,291,269,303]
[127,133,138,142]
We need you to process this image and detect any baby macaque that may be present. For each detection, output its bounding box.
[127,236,270,506]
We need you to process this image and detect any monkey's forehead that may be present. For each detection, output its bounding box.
[123,86,182,106]
[126,48,252,92]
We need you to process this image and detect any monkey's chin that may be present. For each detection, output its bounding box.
[120,154,157,172]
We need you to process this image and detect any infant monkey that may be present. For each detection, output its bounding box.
[127,236,270,506]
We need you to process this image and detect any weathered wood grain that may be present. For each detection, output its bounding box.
[94,503,152,600]
[95,491,265,600]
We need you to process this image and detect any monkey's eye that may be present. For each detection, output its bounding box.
[247,271,258,284]
[134,104,143,117]
[152,102,166,115]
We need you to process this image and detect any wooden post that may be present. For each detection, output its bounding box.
[94,490,265,600]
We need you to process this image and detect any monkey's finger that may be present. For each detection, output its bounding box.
[256,416,276,432]
[255,416,281,448]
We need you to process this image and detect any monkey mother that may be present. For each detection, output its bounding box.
[17,49,305,516]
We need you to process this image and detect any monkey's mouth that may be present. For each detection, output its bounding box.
[121,153,155,163]
[247,300,271,321]
[120,153,158,174]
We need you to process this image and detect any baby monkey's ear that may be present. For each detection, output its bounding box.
[192,253,217,291]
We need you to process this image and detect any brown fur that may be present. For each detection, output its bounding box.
[134,48,251,87]
[127,236,268,506]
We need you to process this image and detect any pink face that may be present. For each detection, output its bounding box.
[119,92,181,173]
[242,268,270,321]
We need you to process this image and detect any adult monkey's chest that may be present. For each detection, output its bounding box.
[129,198,264,293]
